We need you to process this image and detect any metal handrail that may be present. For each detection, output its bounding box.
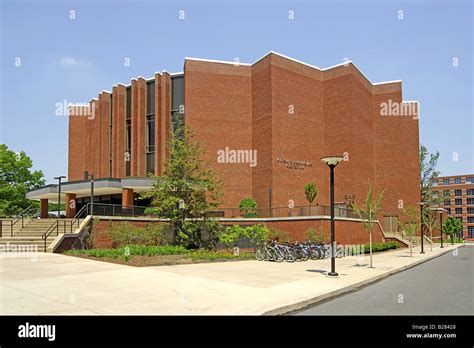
[2,204,37,237]
[69,204,89,232]
[42,220,59,252]
[40,204,91,252]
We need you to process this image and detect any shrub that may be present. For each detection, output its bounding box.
[238,198,259,218]
[181,218,222,250]
[106,221,168,247]
[362,242,399,253]
[189,249,253,260]
[66,245,189,260]
[242,224,270,246]
[141,223,166,245]
[219,225,244,249]
[306,227,326,243]
[106,222,140,247]
[268,228,290,242]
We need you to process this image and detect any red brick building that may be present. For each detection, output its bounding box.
[431,174,474,239]
[28,52,420,231]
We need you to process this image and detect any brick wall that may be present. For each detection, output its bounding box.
[89,217,386,249]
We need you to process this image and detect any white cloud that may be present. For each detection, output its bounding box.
[59,57,93,68]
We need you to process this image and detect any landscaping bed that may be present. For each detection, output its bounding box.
[64,245,254,267]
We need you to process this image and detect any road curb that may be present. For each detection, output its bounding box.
[262,245,464,315]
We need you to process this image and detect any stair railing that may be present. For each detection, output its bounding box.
[42,220,59,252]
[6,204,36,237]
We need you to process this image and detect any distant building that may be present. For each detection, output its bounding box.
[431,174,474,239]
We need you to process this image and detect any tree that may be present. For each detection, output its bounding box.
[399,205,419,257]
[304,182,318,207]
[0,144,45,217]
[423,206,438,251]
[443,217,463,245]
[353,183,384,268]
[238,198,259,218]
[419,145,442,250]
[420,145,440,204]
[143,126,223,248]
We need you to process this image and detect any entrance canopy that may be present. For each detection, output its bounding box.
[26,177,154,204]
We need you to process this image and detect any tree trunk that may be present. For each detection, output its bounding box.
[369,226,373,268]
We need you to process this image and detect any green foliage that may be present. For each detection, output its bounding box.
[106,222,167,247]
[219,225,243,248]
[306,227,326,243]
[238,198,259,218]
[180,218,222,250]
[242,224,270,246]
[268,227,290,242]
[188,249,253,260]
[66,245,189,260]
[443,217,463,243]
[362,242,399,253]
[353,183,384,231]
[219,224,270,247]
[304,182,318,206]
[420,145,441,204]
[399,205,419,238]
[0,144,45,217]
[142,126,223,247]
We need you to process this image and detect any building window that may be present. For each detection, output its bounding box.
[454,177,461,184]
[125,87,131,176]
[468,217,474,223]
[443,179,450,185]
[468,208,474,214]
[466,177,474,184]
[445,208,451,215]
[467,189,474,196]
[454,189,462,196]
[455,198,462,206]
[456,217,463,223]
[444,199,450,206]
[432,191,439,198]
[146,81,155,174]
[171,75,184,138]
[443,190,450,198]
[432,180,438,187]
[455,207,462,215]
[467,198,474,205]
[468,226,474,238]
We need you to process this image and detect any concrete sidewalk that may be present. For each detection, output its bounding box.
[0,244,461,315]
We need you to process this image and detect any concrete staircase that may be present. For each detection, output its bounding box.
[0,218,82,253]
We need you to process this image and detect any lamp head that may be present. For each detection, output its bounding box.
[320,156,344,167]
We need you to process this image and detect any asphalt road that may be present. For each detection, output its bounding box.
[294,245,474,315]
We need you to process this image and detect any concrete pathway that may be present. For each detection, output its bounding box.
[0,244,461,315]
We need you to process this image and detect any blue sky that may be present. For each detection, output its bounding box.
[1,0,472,184]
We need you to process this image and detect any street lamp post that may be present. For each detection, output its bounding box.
[54,176,66,219]
[320,155,344,277]
[84,171,95,219]
[418,202,426,254]
[438,208,446,248]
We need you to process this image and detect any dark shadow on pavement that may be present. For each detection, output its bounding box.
[306,269,327,275]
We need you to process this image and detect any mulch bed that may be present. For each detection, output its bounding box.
[66,253,253,267]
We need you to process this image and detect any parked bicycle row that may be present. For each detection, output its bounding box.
[255,240,347,262]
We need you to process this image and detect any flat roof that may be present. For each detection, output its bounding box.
[26,177,155,203]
